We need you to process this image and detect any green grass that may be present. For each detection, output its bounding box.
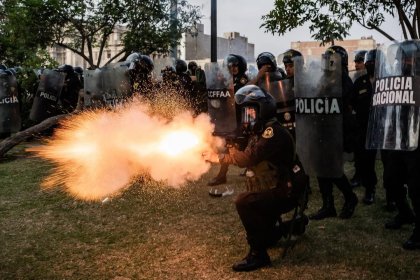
[1,143,419,280]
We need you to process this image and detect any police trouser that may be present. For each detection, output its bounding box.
[317,175,354,204]
[354,130,377,192]
[235,186,296,250]
[388,150,420,234]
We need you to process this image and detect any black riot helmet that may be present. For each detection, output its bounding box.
[256,52,277,71]
[282,49,303,65]
[364,49,377,76]
[224,54,247,75]
[235,85,276,134]
[73,66,83,75]
[354,50,367,62]
[161,65,176,81]
[57,64,74,74]
[325,45,348,67]
[188,61,198,71]
[139,55,154,73]
[175,59,188,74]
[0,64,7,71]
[395,40,420,75]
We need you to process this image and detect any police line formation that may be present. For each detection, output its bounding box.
[0,39,419,272]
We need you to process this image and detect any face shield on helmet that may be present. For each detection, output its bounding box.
[235,85,276,134]
[395,40,420,76]
[126,52,141,71]
[224,54,247,76]
[364,49,377,76]
[279,49,303,78]
[324,46,348,69]
[256,52,277,71]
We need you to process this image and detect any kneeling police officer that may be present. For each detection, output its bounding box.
[218,85,308,271]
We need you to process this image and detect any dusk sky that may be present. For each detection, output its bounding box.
[188,0,404,57]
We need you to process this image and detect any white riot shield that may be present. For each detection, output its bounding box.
[30,69,65,122]
[366,40,420,150]
[205,62,237,138]
[295,54,343,177]
[0,72,21,133]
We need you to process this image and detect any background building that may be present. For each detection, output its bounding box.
[48,23,255,70]
[179,23,255,63]
[281,36,378,71]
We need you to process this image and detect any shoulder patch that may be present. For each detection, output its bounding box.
[262,127,274,138]
[240,77,247,84]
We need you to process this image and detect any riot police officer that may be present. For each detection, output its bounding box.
[207,54,249,186]
[309,46,359,220]
[248,52,284,85]
[187,61,207,114]
[173,59,194,106]
[56,64,83,114]
[126,52,154,98]
[282,49,303,79]
[351,49,378,204]
[354,50,367,72]
[218,85,308,271]
[249,51,296,136]
[378,40,420,250]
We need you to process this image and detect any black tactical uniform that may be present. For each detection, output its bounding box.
[309,46,359,220]
[220,85,308,272]
[126,53,154,99]
[352,72,378,204]
[187,61,207,114]
[380,40,420,250]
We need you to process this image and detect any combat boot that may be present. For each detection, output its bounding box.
[207,176,227,186]
[403,229,420,250]
[385,213,415,229]
[309,197,337,220]
[232,249,271,272]
[339,193,358,219]
[363,187,375,205]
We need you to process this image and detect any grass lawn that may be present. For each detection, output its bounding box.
[0,141,419,280]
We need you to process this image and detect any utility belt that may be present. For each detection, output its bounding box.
[245,161,288,193]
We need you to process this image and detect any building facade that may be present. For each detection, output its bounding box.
[281,36,378,71]
[48,23,255,70]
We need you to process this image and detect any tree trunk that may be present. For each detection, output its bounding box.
[0,114,69,158]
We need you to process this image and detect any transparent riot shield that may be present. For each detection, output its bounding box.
[259,73,295,133]
[153,57,175,82]
[83,63,130,108]
[295,54,343,177]
[205,62,237,138]
[0,72,21,133]
[366,40,420,151]
[30,69,65,123]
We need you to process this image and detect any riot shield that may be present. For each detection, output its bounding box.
[258,73,295,133]
[0,72,21,134]
[205,62,237,138]
[83,63,130,108]
[29,69,65,123]
[295,54,343,177]
[366,40,420,151]
[153,57,175,81]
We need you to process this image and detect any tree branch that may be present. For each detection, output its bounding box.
[0,114,69,158]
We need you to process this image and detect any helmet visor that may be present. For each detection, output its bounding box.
[241,106,258,128]
[235,86,266,105]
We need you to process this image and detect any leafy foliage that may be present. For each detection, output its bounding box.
[0,0,201,68]
[261,0,418,45]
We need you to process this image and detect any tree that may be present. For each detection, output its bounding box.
[1,0,201,68]
[261,1,417,45]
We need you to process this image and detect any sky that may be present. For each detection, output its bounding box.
[187,0,404,57]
